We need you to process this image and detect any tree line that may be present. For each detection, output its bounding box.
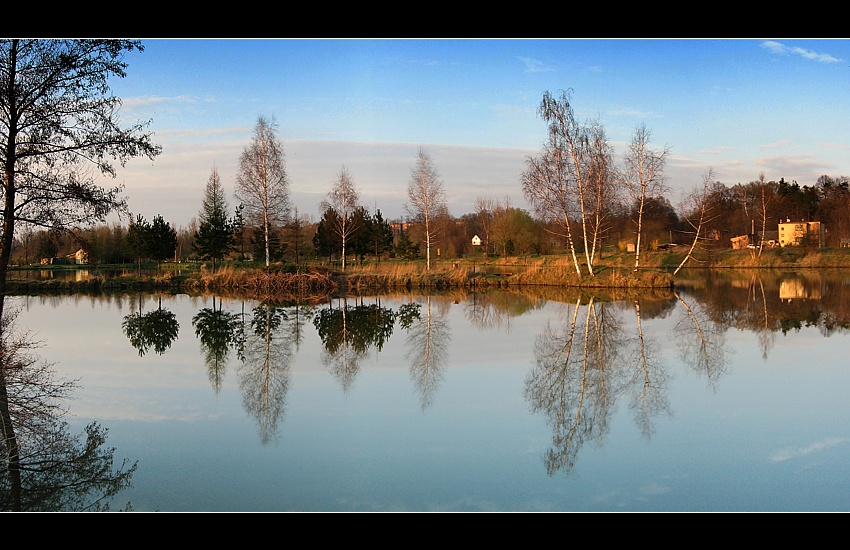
[10,165,850,271]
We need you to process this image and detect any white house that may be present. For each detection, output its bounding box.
[471,235,481,246]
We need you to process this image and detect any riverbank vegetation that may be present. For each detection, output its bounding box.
[9,244,850,298]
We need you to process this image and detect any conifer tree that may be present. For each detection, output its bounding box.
[194,167,235,271]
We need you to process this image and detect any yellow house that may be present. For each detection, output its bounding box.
[778,220,823,248]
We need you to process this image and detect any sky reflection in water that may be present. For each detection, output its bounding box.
[9,271,850,511]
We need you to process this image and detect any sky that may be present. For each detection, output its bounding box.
[101,38,850,229]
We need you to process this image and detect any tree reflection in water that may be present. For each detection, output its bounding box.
[525,293,674,476]
[192,296,243,394]
[673,290,729,390]
[405,295,449,410]
[464,289,545,332]
[0,309,136,511]
[238,303,295,445]
[627,299,671,439]
[525,297,621,475]
[313,296,397,393]
[121,294,180,357]
[674,268,850,359]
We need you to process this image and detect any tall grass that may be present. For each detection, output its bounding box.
[339,261,470,291]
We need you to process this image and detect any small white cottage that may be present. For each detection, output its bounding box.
[471,235,482,246]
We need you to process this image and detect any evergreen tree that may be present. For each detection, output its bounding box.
[369,209,394,262]
[147,215,178,270]
[395,232,419,260]
[193,167,235,271]
[125,214,150,272]
[232,203,248,261]
[348,206,371,265]
[313,208,342,262]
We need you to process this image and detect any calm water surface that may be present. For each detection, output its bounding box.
[7,268,850,511]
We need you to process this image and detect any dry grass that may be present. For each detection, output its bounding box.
[338,261,470,291]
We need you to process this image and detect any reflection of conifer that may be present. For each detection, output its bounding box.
[192,297,243,393]
[122,296,180,356]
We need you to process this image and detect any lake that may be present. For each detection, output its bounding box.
[4,268,850,512]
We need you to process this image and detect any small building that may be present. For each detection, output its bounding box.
[778,220,824,248]
[471,235,481,246]
[730,235,750,250]
[72,248,89,264]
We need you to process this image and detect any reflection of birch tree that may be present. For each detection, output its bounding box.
[673,290,729,389]
[625,300,670,438]
[238,304,293,444]
[747,273,776,359]
[525,298,624,475]
[405,296,450,410]
[1,310,136,511]
[286,303,314,352]
[463,290,544,332]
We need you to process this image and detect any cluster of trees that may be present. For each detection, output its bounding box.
[125,215,177,271]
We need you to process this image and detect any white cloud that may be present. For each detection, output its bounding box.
[518,57,555,73]
[761,41,843,63]
[759,140,792,150]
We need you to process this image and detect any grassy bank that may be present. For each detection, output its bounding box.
[7,245,848,297]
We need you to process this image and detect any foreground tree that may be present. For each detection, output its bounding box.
[0,39,160,320]
[320,166,361,271]
[313,208,343,262]
[406,147,447,270]
[235,115,291,267]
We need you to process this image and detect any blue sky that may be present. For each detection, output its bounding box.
[105,38,850,229]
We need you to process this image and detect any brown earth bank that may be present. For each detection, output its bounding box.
[6,246,849,298]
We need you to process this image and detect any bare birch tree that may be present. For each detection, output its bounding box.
[405,147,447,270]
[755,172,769,259]
[235,115,291,267]
[320,166,361,271]
[474,196,494,256]
[522,90,613,277]
[623,124,669,271]
[523,140,583,276]
[674,168,717,275]
[584,119,617,266]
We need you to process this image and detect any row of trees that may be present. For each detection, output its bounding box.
[12,168,850,270]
